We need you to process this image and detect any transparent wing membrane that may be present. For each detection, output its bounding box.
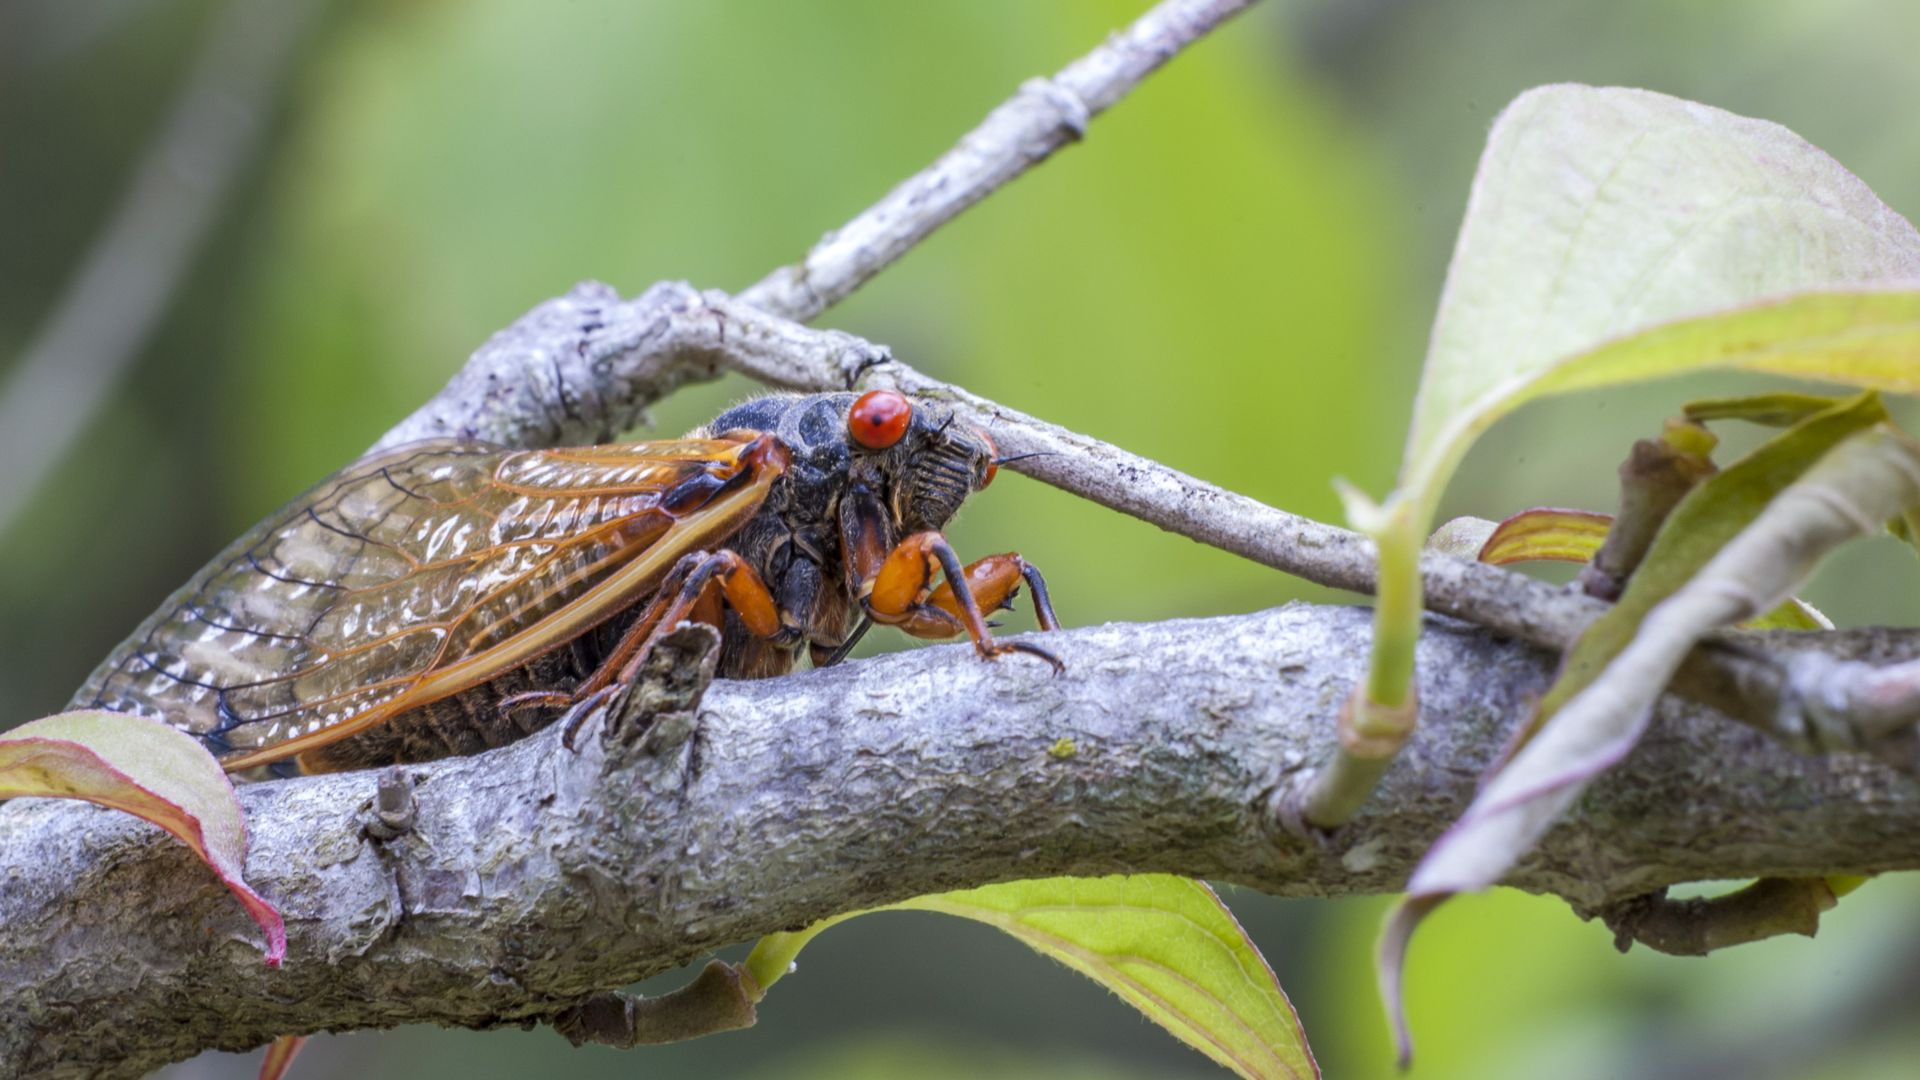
[74,437,761,759]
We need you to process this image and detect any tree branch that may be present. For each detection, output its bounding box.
[368,281,1920,764]
[6,606,1916,1078]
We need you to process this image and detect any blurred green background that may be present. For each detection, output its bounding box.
[3,1,1918,1077]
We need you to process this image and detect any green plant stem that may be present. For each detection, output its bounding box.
[1365,516,1422,708]
[1285,512,1424,832]
[742,911,863,994]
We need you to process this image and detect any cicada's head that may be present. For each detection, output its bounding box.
[837,389,999,533]
[707,390,1001,533]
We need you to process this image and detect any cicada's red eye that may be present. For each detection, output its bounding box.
[975,427,998,489]
[848,390,912,450]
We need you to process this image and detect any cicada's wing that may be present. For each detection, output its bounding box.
[73,436,781,768]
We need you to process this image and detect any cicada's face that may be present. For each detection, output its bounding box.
[867,397,998,534]
[705,390,998,536]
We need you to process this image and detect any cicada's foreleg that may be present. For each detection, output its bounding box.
[924,553,1061,633]
[572,550,782,746]
[860,531,1062,672]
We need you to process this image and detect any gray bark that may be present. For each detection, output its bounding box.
[4,606,1915,1079]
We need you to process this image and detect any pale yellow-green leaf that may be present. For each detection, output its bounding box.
[1358,85,1920,721]
[1400,86,1920,519]
[897,877,1315,1080]
[746,876,1316,1080]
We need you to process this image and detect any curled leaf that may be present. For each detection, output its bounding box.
[1452,507,1825,627]
[1475,508,1610,565]
[0,710,285,965]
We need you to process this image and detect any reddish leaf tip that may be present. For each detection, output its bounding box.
[0,711,287,965]
[257,1033,308,1080]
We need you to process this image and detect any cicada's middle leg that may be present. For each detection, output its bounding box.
[502,548,785,748]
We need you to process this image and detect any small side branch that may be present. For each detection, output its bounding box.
[736,0,1259,322]
[1598,878,1839,957]
[549,961,761,1049]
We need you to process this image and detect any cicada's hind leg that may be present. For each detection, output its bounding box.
[503,549,786,749]
[860,531,1063,672]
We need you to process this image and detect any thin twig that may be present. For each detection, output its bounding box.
[736,0,1260,322]
[0,0,327,538]
[377,283,1920,758]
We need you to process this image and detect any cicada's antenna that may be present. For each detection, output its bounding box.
[992,451,1056,468]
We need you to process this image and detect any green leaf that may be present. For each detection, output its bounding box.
[1399,87,1920,514]
[1685,392,1852,428]
[1356,85,1920,720]
[747,876,1316,1080]
[0,710,285,965]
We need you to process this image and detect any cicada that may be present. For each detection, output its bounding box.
[71,391,1060,776]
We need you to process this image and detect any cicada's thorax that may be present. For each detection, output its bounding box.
[704,395,868,678]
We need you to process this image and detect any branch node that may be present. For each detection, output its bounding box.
[838,343,894,391]
[1020,76,1091,139]
[549,960,758,1049]
[1579,420,1718,602]
[1274,689,1419,835]
[1596,877,1837,956]
[1779,653,1920,757]
[361,766,417,841]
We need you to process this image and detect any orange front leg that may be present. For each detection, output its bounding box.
[926,553,1061,633]
[863,532,1062,672]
